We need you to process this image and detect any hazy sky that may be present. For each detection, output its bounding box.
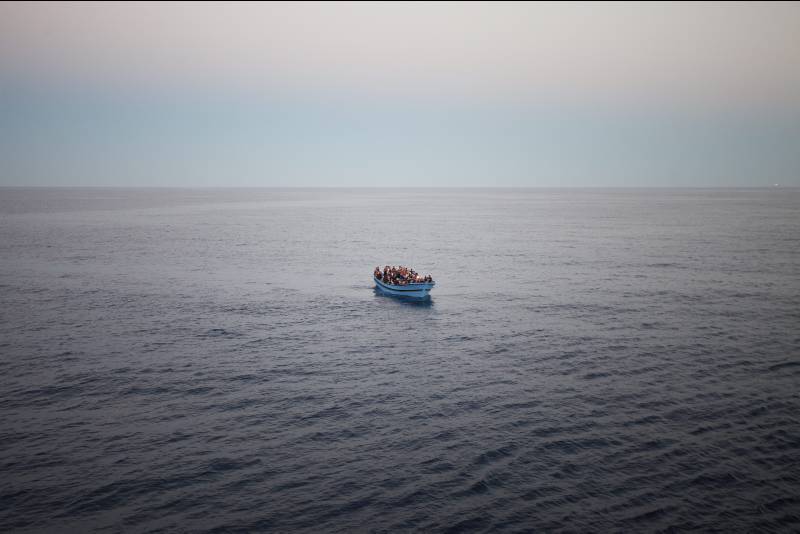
[1,1,799,186]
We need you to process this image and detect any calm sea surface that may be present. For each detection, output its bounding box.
[1,188,798,532]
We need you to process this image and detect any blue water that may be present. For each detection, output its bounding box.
[1,188,798,532]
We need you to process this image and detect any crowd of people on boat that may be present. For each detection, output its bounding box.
[374,265,433,285]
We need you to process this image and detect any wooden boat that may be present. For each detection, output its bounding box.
[374,275,435,298]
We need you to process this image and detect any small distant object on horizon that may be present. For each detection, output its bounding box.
[774,184,779,187]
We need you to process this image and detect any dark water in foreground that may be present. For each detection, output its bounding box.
[1,188,799,532]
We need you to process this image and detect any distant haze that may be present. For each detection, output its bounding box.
[1,1,799,186]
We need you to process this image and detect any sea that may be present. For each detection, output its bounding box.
[1,187,798,532]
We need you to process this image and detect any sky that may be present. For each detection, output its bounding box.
[1,1,799,187]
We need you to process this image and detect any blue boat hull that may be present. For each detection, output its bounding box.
[374,276,434,298]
